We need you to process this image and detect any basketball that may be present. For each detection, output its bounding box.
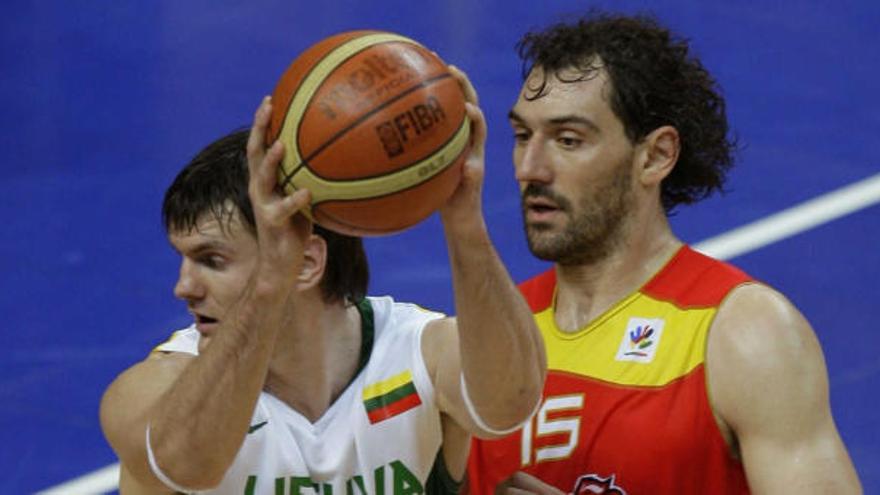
[267,30,470,236]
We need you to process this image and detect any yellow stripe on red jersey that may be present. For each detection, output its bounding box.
[468,246,754,495]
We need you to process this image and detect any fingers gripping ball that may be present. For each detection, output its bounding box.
[267,30,469,236]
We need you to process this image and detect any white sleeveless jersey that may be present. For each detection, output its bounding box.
[155,296,445,494]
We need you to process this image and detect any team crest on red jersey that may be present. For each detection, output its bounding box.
[615,317,665,363]
[573,473,627,495]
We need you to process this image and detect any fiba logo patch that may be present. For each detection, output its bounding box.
[615,317,665,364]
[573,473,627,494]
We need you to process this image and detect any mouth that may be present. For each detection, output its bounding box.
[524,196,563,223]
[192,312,219,334]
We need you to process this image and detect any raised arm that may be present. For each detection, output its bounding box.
[708,283,862,494]
[423,67,546,439]
[99,97,313,491]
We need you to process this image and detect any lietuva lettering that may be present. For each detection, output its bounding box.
[375,96,447,159]
[318,51,424,120]
[242,460,424,495]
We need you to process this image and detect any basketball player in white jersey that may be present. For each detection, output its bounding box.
[99,68,546,494]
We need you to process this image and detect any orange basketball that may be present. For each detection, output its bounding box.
[267,30,469,236]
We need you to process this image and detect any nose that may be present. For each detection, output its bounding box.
[173,258,204,302]
[514,138,553,185]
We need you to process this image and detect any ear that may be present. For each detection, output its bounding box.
[636,125,679,186]
[296,231,327,293]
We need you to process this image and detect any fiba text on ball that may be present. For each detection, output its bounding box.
[375,96,447,159]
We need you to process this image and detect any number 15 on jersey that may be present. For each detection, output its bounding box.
[521,394,585,466]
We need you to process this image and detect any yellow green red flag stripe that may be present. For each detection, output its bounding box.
[362,370,421,424]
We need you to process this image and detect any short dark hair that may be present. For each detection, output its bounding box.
[517,10,736,212]
[162,128,369,304]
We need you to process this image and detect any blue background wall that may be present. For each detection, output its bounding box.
[2,1,877,492]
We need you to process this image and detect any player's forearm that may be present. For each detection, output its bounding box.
[147,280,286,489]
[742,433,863,494]
[745,456,863,494]
[443,217,546,430]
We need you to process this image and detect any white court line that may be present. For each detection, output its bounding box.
[36,172,880,495]
[35,463,119,495]
[694,172,880,260]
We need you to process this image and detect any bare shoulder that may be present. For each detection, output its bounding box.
[709,282,818,369]
[707,283,861,491]
[99,352,193,464]
[420,317,459,379]
[101,351,193,416]
[707,282,826,428]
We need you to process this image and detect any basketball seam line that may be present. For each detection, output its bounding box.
[310,119,468,210]
[278,32,403,191]
[280,72,455,189]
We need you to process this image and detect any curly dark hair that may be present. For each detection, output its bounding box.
[162,128,368,304]
[517,10,736,212]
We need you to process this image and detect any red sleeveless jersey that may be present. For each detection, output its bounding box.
[468,246,753,494]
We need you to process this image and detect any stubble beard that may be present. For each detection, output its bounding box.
[523,160,633,266]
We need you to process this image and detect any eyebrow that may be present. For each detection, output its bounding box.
[170,238,230,256]
[508,110,601,134]
[190,240,229,253]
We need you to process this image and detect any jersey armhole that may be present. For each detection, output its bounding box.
[411,313,439,409]
[425,448,462,494]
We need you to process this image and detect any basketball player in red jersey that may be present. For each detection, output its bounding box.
[466,11,862,494]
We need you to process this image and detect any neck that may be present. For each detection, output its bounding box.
[264,294,363,422]
[553,206,681,332]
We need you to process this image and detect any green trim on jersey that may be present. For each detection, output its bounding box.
[355,298,375,377]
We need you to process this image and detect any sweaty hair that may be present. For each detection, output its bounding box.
[517,10,736,212]
[162,129,369,304]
